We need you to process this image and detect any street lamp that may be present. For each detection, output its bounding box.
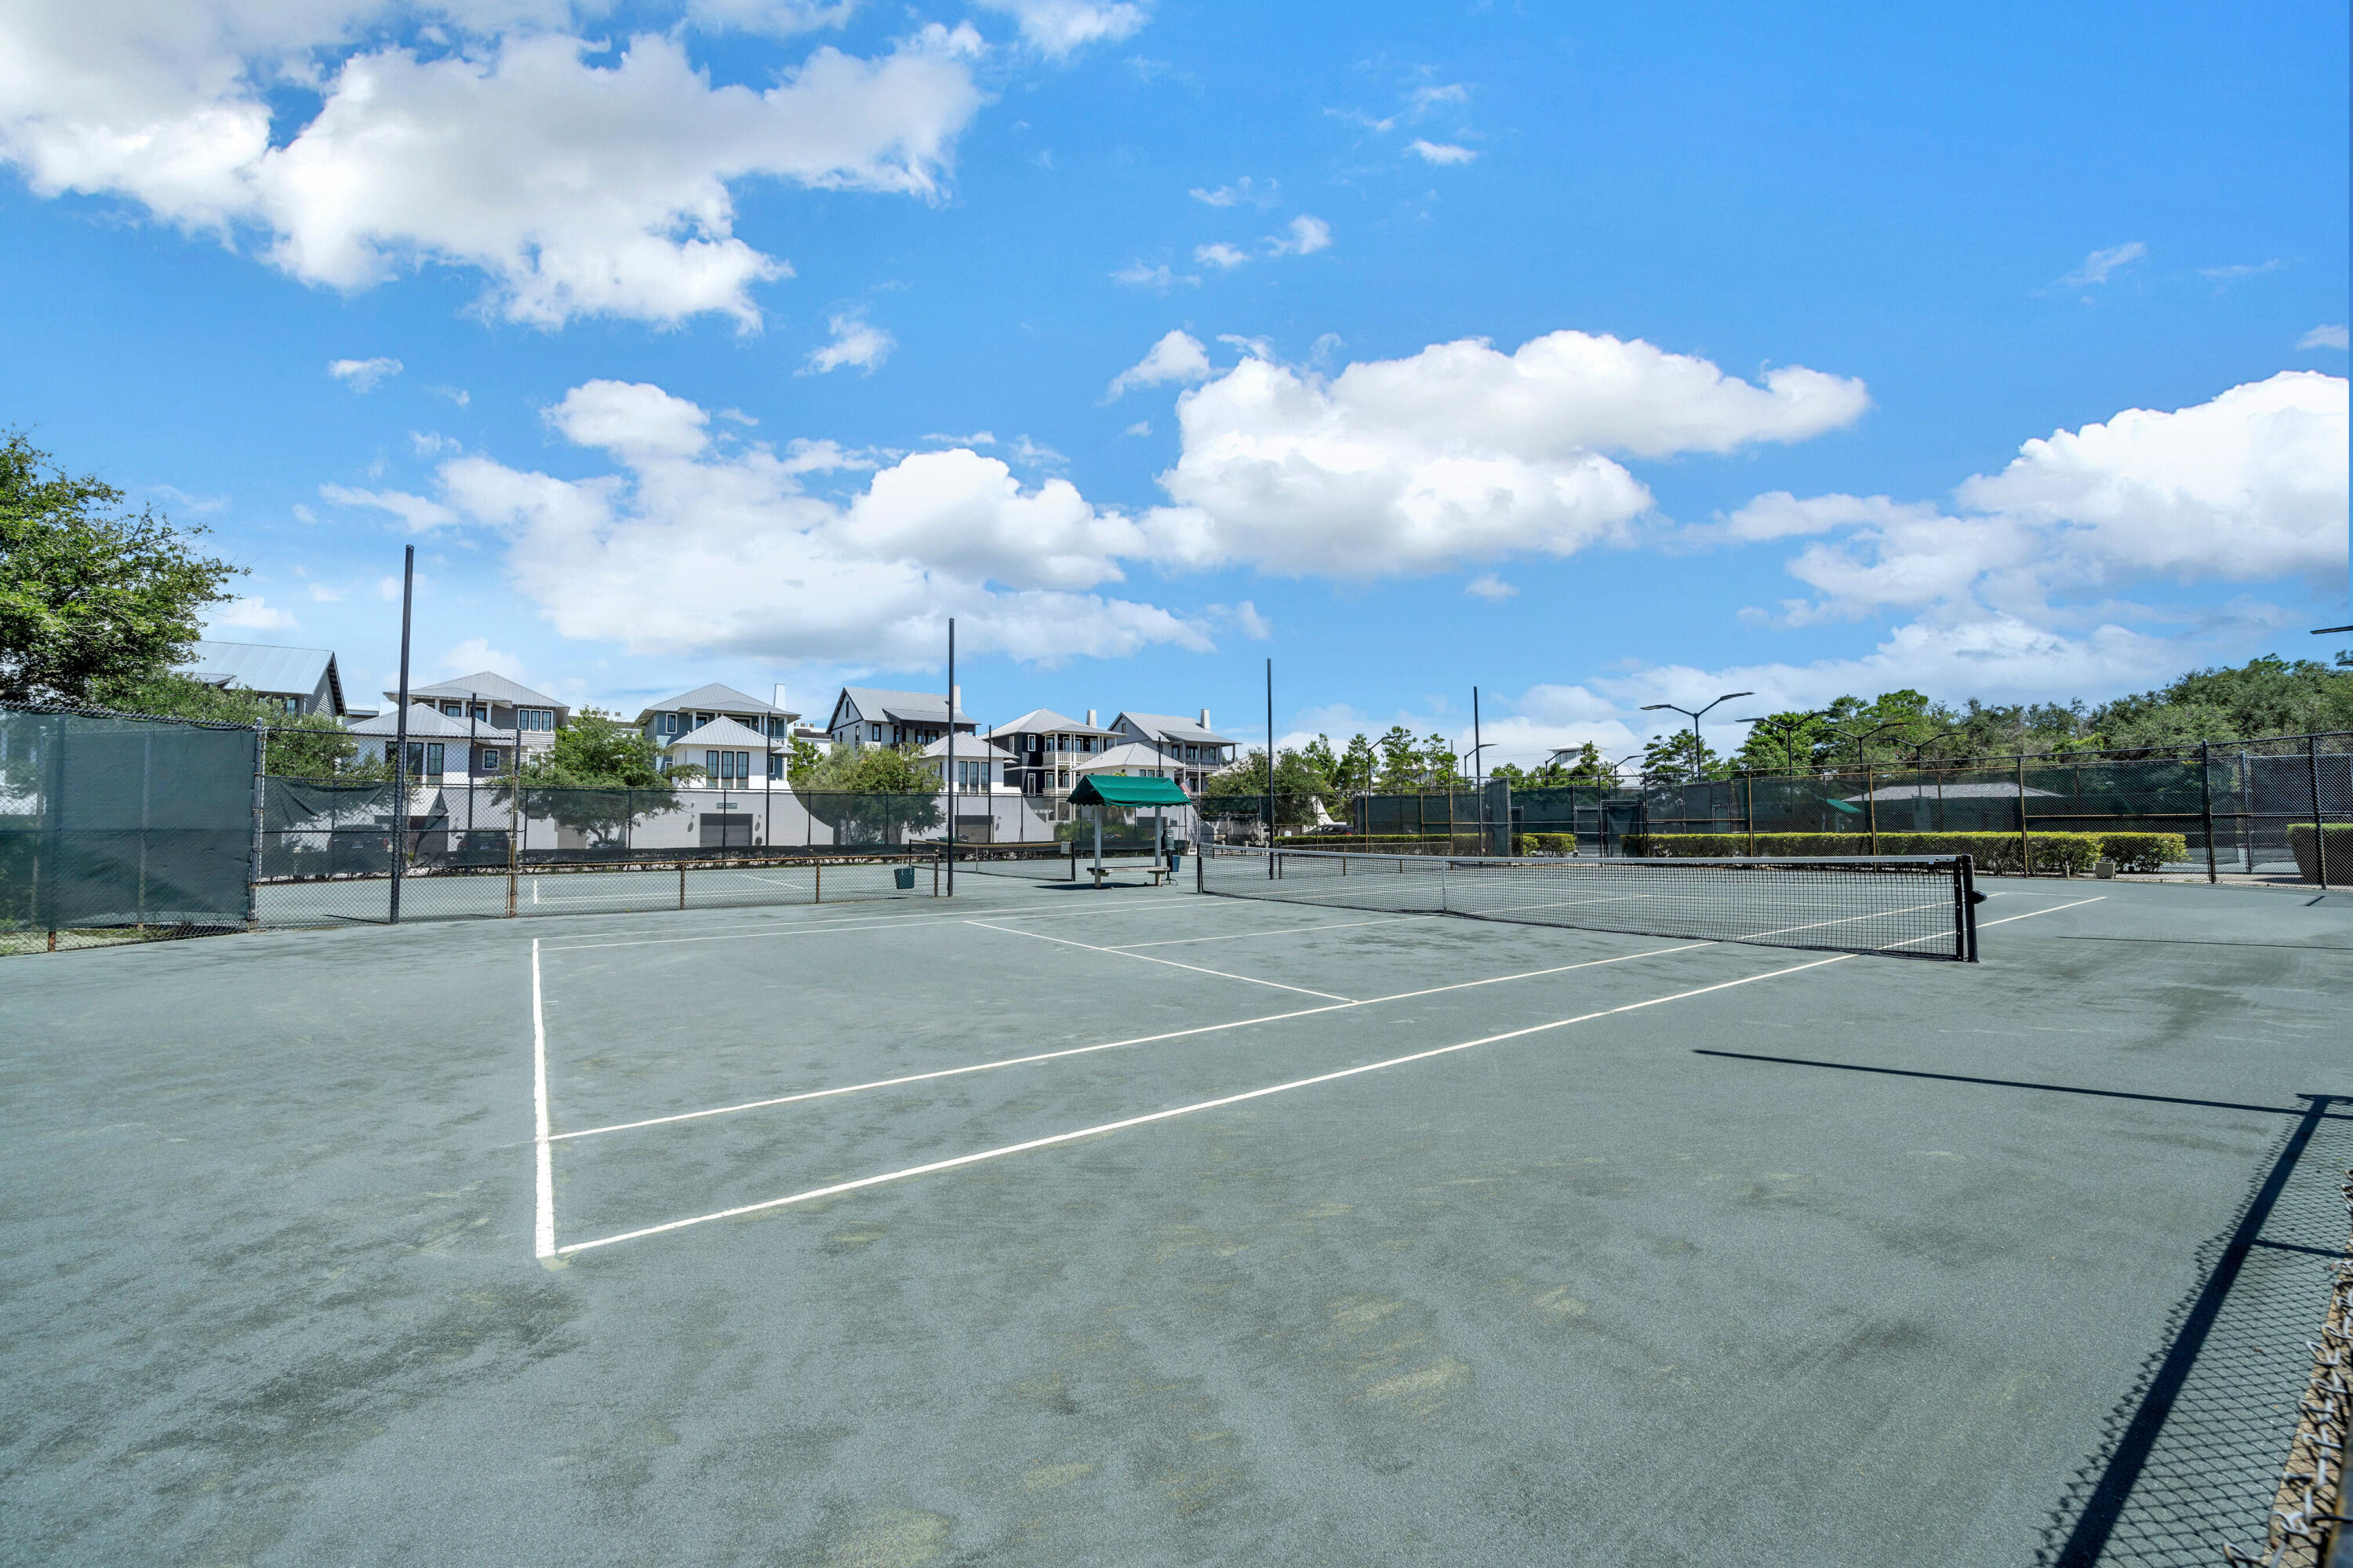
[1640,692,1753,782]
[1734,709,1829,775]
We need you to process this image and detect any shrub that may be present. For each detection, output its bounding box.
[2287,824,2353,886]
[1631,830,2106,875]
[2094,832,2189,873]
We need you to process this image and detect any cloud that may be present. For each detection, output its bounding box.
[207,595,299,631]
[329,357,403,391]
[307,582,344,602]
[321,481,461,531]
[976,0,1148,56]
[151,483,227,514]
[1140,329,1867,579]
[2060,241,2147,288]
[336,377,1214,668]
[1406,140,1475,166]
[2301,324,2350,351]
[410,431,461,457]
[1265,214,1330,256]
[1123,420,1150,436]
[801,312,895,374]
[1188,176,1276,208]
[1464,573,1517,600]
[2198,259,2282,282]
[1106,329,1212,398]
[431,385,471,406]
[1409,82,1469,110]
[1194,242,1250,270]
[437,637,526,680]
[1111,260,1197,289]
[1,14,987,327]
[291,503,318,524]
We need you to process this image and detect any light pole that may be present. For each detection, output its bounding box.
[1640,692,1753,788]
[1833,719,1907,853]
[1735,709,1829,775]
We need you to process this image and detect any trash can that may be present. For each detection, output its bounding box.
[894,867,916,890]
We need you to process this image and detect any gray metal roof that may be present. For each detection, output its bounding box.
[638,684,796,724]
[831,687,970,728]
[391,671,566,710]
[177,640,343,710]
[922,734,1013,759]
[347,704,516,741]
[991,708,1114,737]
[1114,711,1235,745]
[668,717,773,749]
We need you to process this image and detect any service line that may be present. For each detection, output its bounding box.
[964,919,1355,1000]
[548,939,1715,1142]
[555,951,1849,1255]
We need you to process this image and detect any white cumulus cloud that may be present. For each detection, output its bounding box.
[1140,330,1871,578]
[0,7,987,327]
[2301,324,2350,351]
[801,312,895,374]
[207,596,300,631]
[2060,241,2147,288]
[1406,140,1475,165]
[976,0,1148,56]
[1194,242,1250,270]
[1106,329,1213,398]
[329,357,403,391]
[1265,214,1330,256]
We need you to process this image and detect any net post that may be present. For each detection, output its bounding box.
[246,722,266,930]
[2015,754,2031,877]
[815,860,822,904]
[2198,740,2217,885]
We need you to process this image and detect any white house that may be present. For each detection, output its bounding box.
[387,672,568,754]
[635,685,797,779]
[919,732,1016,793]
[176,640,349,716]
[826,686,973,751]
[346,704,519,784]
[1104,711,1236,795]
[991,708,1116,808]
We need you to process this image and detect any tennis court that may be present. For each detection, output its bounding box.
[4,862,2348,1566]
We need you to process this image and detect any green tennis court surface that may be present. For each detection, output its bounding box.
[3,873,2348,1565]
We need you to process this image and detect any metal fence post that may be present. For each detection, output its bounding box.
[2016,754,2031,876]
[507,742,521,918]
[246,722,266,930]
[2311,735,2330,886]
[2198,740,2217,883]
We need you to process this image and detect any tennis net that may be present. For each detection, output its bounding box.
[1198,845,1981,960]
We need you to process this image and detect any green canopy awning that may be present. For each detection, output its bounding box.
[1069,773,1190,807]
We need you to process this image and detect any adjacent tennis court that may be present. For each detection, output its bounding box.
[3,864,2348,1566]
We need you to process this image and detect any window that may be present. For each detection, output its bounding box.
[870,724,883,744]
[478,748,502,771]
[469,704,489,722]
[768,752,784,780]
[522,708,553,731]
[399,742,445,777]
[706,750,722,777]
[441,701,462,716]
[736,751,750,780]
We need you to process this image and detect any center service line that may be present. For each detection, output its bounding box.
[555,950,1847,1255]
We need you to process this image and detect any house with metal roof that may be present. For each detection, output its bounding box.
[825,686,973,751]
[175,639,348,717]
[347,704,520,787]
[919,731,1015,794]
[1104,710,1237,795]
[386,672,569,753]
[635,685,798,770]
[658,715,780,786]
[991,708,1115,803]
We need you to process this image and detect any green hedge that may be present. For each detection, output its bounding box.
[1622,830,2184,875]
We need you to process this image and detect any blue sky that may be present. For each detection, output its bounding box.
[2,0,2345,762]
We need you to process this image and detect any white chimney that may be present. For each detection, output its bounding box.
[1199,708,1209,729]
[1086,708,1097,727]
[951,683,962,716]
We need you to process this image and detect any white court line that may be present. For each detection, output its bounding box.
[530,938,555,1261]
[965,919,1353,1001]
[1974,895,2105,929]
[1104,916,1418,949]
[549,940,1715,1141]
[554,951,1849,1255]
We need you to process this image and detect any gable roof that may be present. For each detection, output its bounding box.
[347,704,517,740]
[922,733,1014,760]
[1113,711,1234,745]
[991,708,1113,737]
[831,686,971,729]
[1077,741,1181,773]
[667,716,773,750]
[391,671,566,710]
[177,640,343,712]
[638,683,795,723]
[1071,773,1191,807]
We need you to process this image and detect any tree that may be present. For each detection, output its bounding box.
[791,742,943,845]
[1420,732,1469,790]
[101,671,378,777]
[1202,746,1326,827]
[1555,741,1618,784]
[1339,733,1377,795]
[1,432,241,704]
[1374,726,1421,791]
[500,708,686,849]
[1639,729,1726,788]
[1298,734,1344,799]
[1729,711,1832,774]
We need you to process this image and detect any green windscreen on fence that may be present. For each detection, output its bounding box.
[0,708,257,937]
